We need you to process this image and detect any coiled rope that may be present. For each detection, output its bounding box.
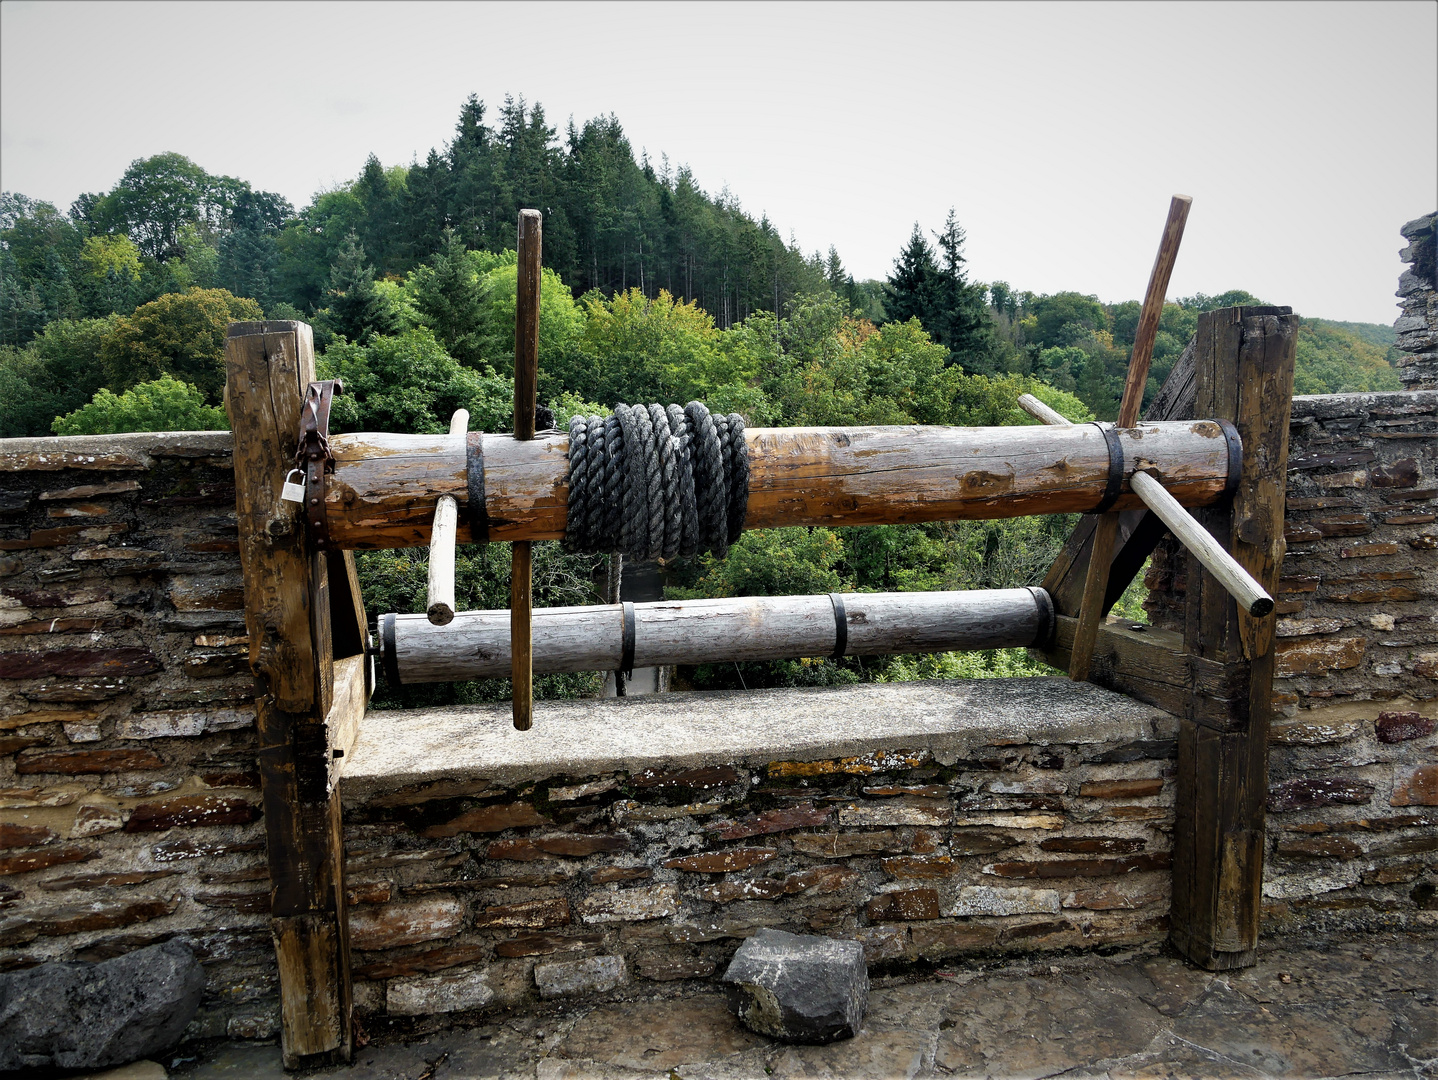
[565,402,750,559]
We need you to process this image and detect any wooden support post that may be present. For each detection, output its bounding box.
[1169,306,1297,970]
[1070,195,1191,681]
[512,210,541,730]
[225,321,352,1067]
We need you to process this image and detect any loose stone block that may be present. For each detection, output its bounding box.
[1390,765,1438,806]
[579,884,678,924]
[387,968,494,1015]
[0,940,202,1072]
[116,708,255,740]
[494,932,603,959]
[948,885,1062,917]
[1061,881,1166,910]
[535,955,627,999]
[722,928,868,1044]
[1376,711,1436,743]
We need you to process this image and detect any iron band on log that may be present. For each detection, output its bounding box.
[323,420,1237,550]
[381,586,1053,684]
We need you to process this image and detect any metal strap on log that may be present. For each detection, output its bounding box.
[381,587,1054,684]
[318,420,1237,550]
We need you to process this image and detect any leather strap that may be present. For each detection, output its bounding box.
[829,593,848,658]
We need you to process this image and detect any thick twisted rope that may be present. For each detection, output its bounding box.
[563,402,749,560]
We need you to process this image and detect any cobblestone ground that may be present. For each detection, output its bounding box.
[163,931,1436,1080]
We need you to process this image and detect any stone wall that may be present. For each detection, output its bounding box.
[1145,388,1437,935]
[0,432,276,1040]
[334,681,1179,1024]
[1395,212,1437,390]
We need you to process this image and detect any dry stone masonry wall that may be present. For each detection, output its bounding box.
[0,432,276,1041]
[1145,387,1437,935]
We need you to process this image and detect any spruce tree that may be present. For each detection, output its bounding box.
[412,228,486,368]
[325,234,398,343]
[885,224,938,326]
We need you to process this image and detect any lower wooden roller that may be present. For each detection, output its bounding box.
[379,587,1054,685]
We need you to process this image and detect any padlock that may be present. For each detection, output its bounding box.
[280,469,305,503]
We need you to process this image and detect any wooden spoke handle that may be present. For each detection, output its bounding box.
[426,410,469,625]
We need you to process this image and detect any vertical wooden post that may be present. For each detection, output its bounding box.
[512,210,542,730]
[225,321,351,1066]
[1169,306,1296,970]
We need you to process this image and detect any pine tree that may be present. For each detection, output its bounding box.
[929,209,996,373]
[885,224,938,326]
[412,228,485,368]
[325,234,398,343]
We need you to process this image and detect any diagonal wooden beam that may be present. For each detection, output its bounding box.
[1068,195,1190,681]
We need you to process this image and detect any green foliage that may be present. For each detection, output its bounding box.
[356,541,604,708]
[100,287,262,402]
[1294,320,1402,394]
[671,528,848,600]
[408,229,488,367]
[323,234,401,343]
[319,328,514,434]
[0,316,120,436]
[52,375,227,435]
[884,211,995,372]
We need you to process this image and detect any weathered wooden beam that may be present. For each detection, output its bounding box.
[384,587,1053,684]
[1169,306,1297,971]
[321,421,1235,550]
[224,321,351,1066]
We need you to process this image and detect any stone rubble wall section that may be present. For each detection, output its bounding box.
[0,433,277,1042]
[1144,388,1437,938]
[1395,212,1437,391]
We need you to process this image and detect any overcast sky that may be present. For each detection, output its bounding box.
[2,1,1434,324]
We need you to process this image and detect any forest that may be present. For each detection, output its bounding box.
[0,94,1407,703]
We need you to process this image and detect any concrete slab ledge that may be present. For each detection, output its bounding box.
[341,677,1176,803]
